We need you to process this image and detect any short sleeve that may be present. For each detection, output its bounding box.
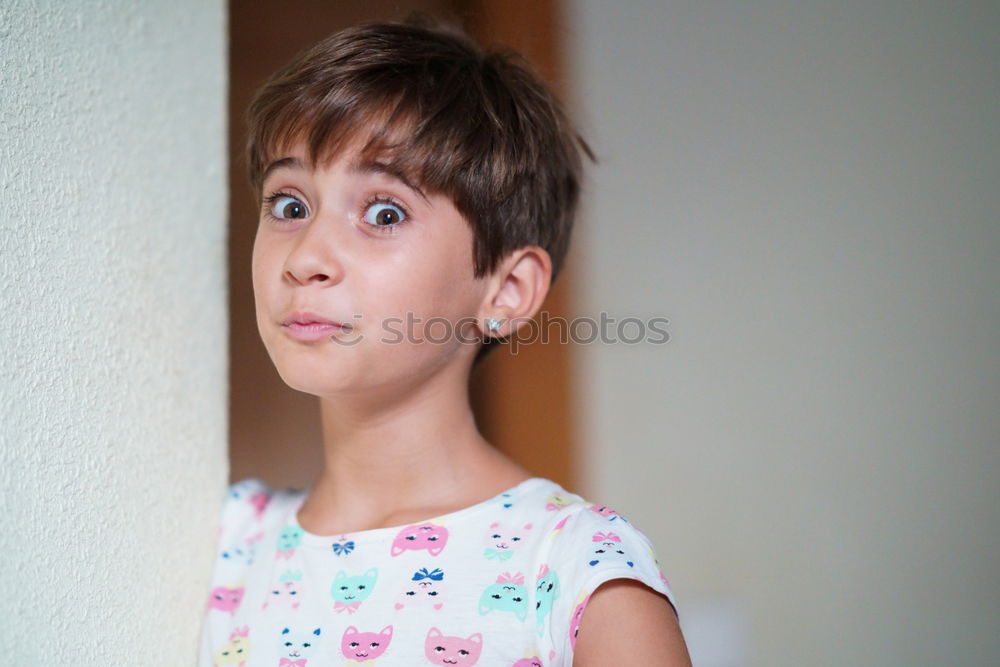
[544,503,677,664]
[198,478,275,666]
[213,477,275,571]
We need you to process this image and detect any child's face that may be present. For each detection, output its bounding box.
[251,138,490,399]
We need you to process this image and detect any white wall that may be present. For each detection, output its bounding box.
[0,1,228,663]
[568,2,998,665]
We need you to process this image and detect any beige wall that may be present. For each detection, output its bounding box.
[568,1,999,665]
[0,1,228,663]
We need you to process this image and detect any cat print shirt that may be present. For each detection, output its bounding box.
[198,477,676,667]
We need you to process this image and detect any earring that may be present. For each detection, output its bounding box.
[486,317,502,333]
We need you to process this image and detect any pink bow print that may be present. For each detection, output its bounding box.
[334,600,362,614]
[230,625,249,639]
[592,531,621,543]
[279,659,305,667]
[496,572,525,585]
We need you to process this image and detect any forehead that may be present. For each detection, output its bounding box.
[260,131,430,202]
[262,153,420,196]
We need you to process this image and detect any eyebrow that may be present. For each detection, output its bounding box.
[261,156,305,184]
[260,155,429,203]
[348,157,429,203]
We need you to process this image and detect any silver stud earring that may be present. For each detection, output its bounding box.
[486,317,502,333]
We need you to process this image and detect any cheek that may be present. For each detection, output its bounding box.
[251,238,288,315]
[250,236,272,303]
[362,262,477,342]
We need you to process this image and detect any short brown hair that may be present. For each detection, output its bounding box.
[245,15,593,363]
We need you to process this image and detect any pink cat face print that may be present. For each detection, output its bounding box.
[511,658,543,667]
[569,592,592,651]
[208,585,244,615]
[424,627,483,666]
[390,523,449,557]
[341,625,393,662]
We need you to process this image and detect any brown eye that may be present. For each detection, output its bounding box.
[363,201,406,227]
[267,194,309,220]
[284,201,306,218]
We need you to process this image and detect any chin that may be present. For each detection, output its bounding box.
[273,358,353,396]
[263,338,347,390]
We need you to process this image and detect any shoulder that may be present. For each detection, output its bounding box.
[573,578,691,666]
[215,477,295,555]
[223,477,277,522]
[535,484,683,663]
[547,490,675,602]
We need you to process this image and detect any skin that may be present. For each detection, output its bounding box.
[573,580,692,666]
[252,135,691,664]
[252,136,544,532]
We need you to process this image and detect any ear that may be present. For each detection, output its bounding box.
[364,567,378,580]
[468,633,483,645]
[427,627,442,638]
[477,245,552,339]
[334,570,346,581]
[345,626,358,635]
[380,626,393,638]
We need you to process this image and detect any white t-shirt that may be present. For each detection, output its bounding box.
[198,476,676,666]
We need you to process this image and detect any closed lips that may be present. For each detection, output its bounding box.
[283,310,352,329]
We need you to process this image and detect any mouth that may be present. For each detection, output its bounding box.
[283,322,346,341]
[281,310,354,341]
[282,310,353,328]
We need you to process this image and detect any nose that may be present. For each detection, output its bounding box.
[281,213,346,287]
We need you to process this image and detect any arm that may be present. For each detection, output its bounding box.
[572,579,692,667]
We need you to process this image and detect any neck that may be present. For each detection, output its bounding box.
[299,358,530,533]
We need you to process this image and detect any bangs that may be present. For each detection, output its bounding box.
[251,91,419,194]
[248,74,508,220]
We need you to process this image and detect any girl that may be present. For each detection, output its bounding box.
[199,15,690,667]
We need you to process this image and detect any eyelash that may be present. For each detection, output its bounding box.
[260,191,300,225]
[361,194,410,235]
[260,191,410,236]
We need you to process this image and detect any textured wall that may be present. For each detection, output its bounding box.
[569,1,999,665]
[0,1,227,663]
